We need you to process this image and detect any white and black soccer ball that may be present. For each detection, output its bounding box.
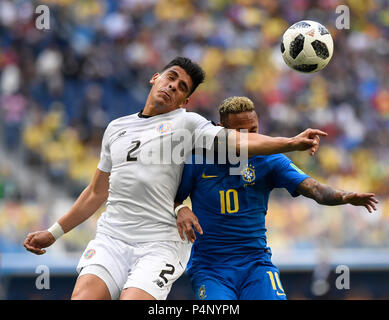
[281,20,334,73]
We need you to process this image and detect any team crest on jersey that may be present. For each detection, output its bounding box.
[156,122,172,134]
[241,164,256,183]
[84,249,96,259]
[198,285,207,300]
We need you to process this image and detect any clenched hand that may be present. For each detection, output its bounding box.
[292,128,328,155]
[24,231,56,255]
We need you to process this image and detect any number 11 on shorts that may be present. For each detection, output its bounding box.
[266,271,286,296]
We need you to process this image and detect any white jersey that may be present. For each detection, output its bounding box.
[96,108,223,243]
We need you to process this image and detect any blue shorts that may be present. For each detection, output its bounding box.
[188,255,286,300]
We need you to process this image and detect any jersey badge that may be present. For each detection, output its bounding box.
[198,285,207,300]
[241,164,256,183]
[84,249,96,259]
[157,122,172,134]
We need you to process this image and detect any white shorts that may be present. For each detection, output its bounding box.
[76,232,192,300]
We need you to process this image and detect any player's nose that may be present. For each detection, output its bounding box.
[168,83,177,92]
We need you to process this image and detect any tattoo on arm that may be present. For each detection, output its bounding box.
[296,178,350,206]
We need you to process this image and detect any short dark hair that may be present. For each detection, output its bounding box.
[162,57,205,96]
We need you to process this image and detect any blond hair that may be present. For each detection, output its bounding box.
[218,96,255,125]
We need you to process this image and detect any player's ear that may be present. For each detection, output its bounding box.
[179,98,189,108]
[150,73,160,85]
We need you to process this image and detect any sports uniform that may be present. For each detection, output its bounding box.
[175,153,310,300]
[77,108,223,299]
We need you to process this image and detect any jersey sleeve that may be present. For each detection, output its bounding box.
[268,154,310,197]
[175,155,198,203]
[185,112,224,150]
[97,124,112,173]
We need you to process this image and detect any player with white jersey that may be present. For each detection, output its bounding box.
[24,57,327,300]
[96,108,221,244]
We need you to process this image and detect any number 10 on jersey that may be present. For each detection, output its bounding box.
[219,189,239,214]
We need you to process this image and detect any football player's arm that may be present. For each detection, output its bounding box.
[296,177,378,213]
[58,168,109,232]
[174,202,203,243]
[174,161,203,243]
[24,169,110,255]
[228,128,327,157]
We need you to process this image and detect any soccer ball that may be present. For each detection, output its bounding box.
[280,20,334,73]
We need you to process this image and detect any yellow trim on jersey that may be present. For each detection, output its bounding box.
[202,173,218,178]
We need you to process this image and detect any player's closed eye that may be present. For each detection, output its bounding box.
[168,76,185,92]
[179,84,187,93]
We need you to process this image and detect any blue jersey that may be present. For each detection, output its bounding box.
[175,153,310,261]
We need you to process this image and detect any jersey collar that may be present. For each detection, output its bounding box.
[137,108,185,118]
[138,109,153,118]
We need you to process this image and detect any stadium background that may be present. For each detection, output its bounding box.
[0,0,388,299]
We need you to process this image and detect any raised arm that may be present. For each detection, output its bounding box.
[24,169,110,255]
[296,177,379,213]
[229,128,328,157]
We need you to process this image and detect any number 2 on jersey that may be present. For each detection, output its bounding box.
[127,140,141,161]
[159,264,175,284]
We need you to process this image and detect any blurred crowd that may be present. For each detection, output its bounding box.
[0,0,389,254]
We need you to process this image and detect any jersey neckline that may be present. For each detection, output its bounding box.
[138,109,153,118]
[137,108,185,119]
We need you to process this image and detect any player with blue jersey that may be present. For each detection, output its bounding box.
[174,96,378,300]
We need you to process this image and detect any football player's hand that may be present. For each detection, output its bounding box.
[309,134,321,156]
[176,206,203,243]
[24,230,56,255]
[343,192,379,213]
[292,129,328,155]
